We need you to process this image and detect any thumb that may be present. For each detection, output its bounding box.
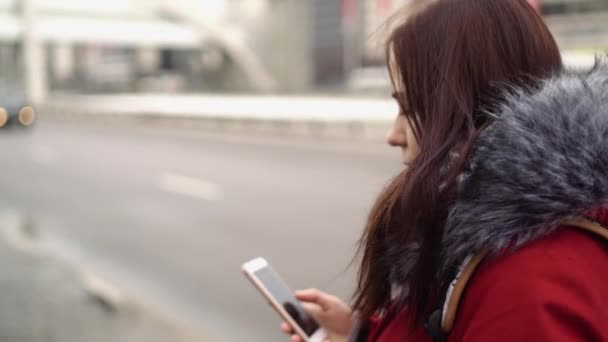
[295,289,332,310]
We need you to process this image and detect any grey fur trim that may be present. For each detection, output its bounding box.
[440,62,608,278]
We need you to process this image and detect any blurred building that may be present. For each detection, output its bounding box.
[0,0,606,96]
[0,0,218,94]
[0,0,285,95]
[359,0,608,62]
[542,0,608,50]
[348,0,608,92]
[222,0,314,92]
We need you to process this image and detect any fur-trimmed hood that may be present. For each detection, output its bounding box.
[391,62,608,289]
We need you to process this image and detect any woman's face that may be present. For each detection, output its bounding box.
[386,104,421,166]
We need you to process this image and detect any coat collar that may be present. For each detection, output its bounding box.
[389,62,608,289]
[440,62,608,278]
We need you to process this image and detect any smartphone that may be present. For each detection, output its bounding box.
[242,257,328,342]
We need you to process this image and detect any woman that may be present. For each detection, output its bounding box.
[283,0,608,341]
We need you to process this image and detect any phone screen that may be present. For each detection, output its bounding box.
[253,266,320,336]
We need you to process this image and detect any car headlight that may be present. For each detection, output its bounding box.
[0,108,7,127]
[18,106,35,126]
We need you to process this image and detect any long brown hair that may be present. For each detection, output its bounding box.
[353,0,563,326]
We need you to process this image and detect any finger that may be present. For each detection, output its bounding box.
[302,302,326,322]
[281,322,293,334]
[294,288,321,301]
[291,335,303,342]
[302,302,323,315]
[295,289,331,310]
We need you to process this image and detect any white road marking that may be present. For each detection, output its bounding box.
[158,172,222,201]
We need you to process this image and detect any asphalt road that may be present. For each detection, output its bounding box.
[0,121,400,341]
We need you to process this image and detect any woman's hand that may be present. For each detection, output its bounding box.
[280,288,353,342]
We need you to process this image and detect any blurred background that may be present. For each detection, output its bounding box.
[0,0,605,341]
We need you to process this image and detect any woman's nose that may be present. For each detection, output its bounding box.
[386,126,405,147]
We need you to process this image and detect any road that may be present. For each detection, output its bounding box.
[0,121,400,341]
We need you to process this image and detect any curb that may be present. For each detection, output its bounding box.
[38,95,394,142]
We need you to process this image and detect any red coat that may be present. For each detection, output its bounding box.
[362,65,608,341]
[369,208,608,341]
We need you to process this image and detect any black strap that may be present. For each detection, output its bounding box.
[424,309,446,342]
[423,263,460,341]
[352,323,370,342]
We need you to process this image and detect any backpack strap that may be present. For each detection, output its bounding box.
[440,249,489,332]
[439,217,608,334]
[562,217,608,241]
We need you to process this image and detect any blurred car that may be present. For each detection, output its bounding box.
[0,82,35,129]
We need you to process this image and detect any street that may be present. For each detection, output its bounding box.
[0,121,400,341]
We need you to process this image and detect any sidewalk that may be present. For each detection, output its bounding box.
[0,211,205,342]
[40,94,396,142]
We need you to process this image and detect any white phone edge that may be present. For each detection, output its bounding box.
[241,257,328,342]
